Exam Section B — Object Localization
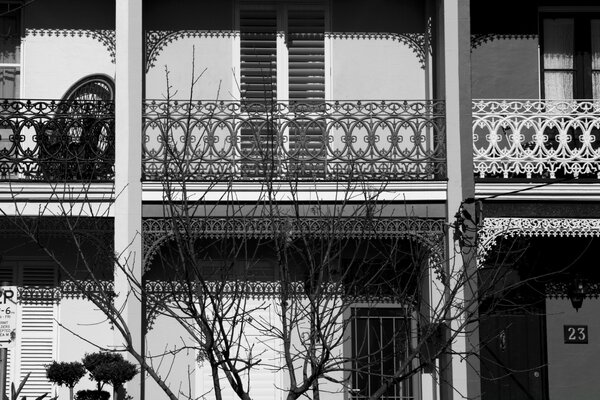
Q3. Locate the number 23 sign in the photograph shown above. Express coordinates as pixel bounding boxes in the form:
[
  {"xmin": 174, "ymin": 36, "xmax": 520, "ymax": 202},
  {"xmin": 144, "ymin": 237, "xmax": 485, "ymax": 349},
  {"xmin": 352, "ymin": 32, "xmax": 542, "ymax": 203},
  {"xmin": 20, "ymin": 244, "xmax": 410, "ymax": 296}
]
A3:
[{"xmin": 564, "ymin": 325, "xmax": 588, "ymax": 344}]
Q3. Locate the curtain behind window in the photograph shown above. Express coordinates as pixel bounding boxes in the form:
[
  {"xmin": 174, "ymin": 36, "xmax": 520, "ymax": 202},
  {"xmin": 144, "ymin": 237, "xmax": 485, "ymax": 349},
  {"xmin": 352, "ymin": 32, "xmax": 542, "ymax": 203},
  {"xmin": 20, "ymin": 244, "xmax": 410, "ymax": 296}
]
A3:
[
  {"xmin": 0, "ymin": 4, "xmax": 21, "ymax": 98},
  {"xmin": 591, "ymin": 20, "xmax": 600, "ymax": 100},
  {"xmin": 543, "ymin": 18, "xmax": 574, "ymax": 100}
]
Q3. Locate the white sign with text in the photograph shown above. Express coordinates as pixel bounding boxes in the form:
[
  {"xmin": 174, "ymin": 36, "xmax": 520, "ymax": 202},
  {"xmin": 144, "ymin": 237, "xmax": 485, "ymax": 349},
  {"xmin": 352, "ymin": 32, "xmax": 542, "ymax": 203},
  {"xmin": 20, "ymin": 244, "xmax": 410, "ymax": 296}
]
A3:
[{"xmin": 0, "ymin": 287, "xmax": 17, "ymax": 348}]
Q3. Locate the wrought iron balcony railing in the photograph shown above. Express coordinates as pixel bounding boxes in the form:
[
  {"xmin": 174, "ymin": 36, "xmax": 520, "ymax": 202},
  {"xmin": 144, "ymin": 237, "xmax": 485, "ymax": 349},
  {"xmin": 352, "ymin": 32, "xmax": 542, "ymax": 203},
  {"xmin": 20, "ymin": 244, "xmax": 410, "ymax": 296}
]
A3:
[
  {"xmin": 0, "ymin": 100, "xmax": 115, "ymax": 181},
  {"xmin": 473, "ymin": 99, "xmax": 600, "ymax": 179},
  {"xmin": 143, "ymin": 100, "xmax": 446, "ymax": 181}
]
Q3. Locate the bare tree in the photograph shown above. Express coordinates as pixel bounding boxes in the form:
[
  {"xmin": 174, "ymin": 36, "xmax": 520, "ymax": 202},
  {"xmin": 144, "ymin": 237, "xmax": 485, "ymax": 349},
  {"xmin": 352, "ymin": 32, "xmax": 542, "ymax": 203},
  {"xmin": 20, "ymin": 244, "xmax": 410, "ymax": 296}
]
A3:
[{"xmin": 0, "ymin": 58, "xmax": 559, "ymax": 400}]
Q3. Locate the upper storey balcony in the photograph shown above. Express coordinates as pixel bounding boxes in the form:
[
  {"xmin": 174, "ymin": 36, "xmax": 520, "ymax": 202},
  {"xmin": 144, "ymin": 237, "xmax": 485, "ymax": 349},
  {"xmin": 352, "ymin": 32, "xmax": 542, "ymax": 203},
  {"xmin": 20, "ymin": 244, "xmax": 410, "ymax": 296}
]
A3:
[
  {"xmin": 142, "ymin": 0, "xmax": 445, "ymax": 184},
  {"xmin": 1, "ymin": 0, "xmax": 446, "ymax": 186},
  {"xmin": 142, "ymin": 99, "xmax": 446, "ymax": 181},
  {"xmin": 0, "ymin": 98, "xmax": 115, "ymax": 181},
  {"xmin": 0, "ymin": 2, "xmax": 116, "ymax": 184},
  {"xmin": 473, "ymin": 99, "xmax": 600, "ymax": 180},
  {"xmin": 472, "ymin": 2, "xmax": 600, "ymax": 183}
]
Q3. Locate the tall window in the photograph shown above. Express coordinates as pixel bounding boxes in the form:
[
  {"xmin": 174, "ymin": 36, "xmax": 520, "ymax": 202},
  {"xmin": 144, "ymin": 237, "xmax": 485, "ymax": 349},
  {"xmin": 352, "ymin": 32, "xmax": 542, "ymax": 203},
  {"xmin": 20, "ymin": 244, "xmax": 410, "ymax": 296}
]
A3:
[
  {"xmin": 0, "ymin": 2, "xmax": 21, "ymax": 98},
  {"xmin": 239, "ymin": 2, "xmax": 326, "ymax": 102},
  {"xmin": 238, "ymin": 1, "xmax": 327, "ymax": 177},
  {"xmin": 541, "ymin": 14, "xmax": 600, "ymax": 100},
  {"xmin": 351, "ymin": 308, "xmax": 414, "ymax": 400}
]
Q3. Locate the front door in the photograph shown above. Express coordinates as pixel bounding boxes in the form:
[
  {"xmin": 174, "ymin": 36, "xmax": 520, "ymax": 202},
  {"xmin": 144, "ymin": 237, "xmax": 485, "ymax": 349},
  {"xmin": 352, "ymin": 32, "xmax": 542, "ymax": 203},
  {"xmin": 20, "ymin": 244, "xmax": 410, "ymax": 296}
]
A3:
[{"xmin": 480, "ymin": 310, "xmax": 548, "ymax": 400}]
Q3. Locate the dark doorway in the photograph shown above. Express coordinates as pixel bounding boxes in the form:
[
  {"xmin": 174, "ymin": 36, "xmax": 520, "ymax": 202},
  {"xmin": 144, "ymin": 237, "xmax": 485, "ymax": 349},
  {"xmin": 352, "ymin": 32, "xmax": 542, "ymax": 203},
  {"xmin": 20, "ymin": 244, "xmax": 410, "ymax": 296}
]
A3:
[
  {"xmin": 479, "ymin": 237, "xmax": 549, "ymax": 400},
  {"xmin": 480, "ymin": 309, "xmax": 548, "ymax": 400}
]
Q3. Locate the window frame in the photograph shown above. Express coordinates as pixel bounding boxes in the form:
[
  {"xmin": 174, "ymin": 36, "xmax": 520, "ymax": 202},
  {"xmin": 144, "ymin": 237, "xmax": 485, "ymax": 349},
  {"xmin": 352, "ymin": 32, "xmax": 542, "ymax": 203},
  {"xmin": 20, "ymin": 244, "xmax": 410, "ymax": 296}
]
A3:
[
  {"xmin": 234, "ymin": 1, "xmax": 331, "ymax": 178},
  {"xmin": 234, "ymin": 0, "xmax": 331, "ymax": 102},
  {"xmin": 344, "ymin": 304, "xmax": 419, "ymax": 400},
  {"xmin": 0, "ymin": 1, "xmax": 23, "ymax": 99},
  {"xmin": 539, "ymin": 9, "xmax": 600, "ymax": 100}
]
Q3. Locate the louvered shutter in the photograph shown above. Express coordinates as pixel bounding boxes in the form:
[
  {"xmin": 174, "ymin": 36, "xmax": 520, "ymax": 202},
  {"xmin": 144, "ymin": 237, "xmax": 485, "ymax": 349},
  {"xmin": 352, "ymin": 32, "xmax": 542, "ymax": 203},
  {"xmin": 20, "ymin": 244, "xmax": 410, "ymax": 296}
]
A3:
[
  {"xmin": 240, "ymin": 8, "xmax": 278, "ymax": 177},
  {"xmin": 18, "ymin": 263, "xmax": 57, "ymax": 398},
  {"xmin": 240, "ymin": 9, "xmax": 277, "ymax": 102},
  {"xmin": 287, "ymin": 9, "xmax": 325, "ymax": 100},
  {"xmin": 287, "ymin": 8, "xmax": 326, "ymax": 177}
]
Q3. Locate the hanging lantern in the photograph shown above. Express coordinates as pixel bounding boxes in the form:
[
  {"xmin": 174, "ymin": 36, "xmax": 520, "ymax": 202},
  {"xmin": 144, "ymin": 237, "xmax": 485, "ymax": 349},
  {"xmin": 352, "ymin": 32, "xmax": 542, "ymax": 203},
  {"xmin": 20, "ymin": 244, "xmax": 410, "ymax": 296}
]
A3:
[{"xmin": 568, "ymin": 278, "xmax": 586, "ymax": 312}]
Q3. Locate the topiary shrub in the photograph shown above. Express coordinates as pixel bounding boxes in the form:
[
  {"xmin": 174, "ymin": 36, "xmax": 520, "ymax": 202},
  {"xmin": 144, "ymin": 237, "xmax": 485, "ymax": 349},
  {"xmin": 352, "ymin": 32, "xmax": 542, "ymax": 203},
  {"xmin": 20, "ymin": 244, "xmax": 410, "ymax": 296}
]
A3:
[
  {"xmin": 93, "ymin": 360, "xmax": 138, "ymax": 390},
  {"xmin": 82, "ymin": 352, "xmax": 124, "ymax": 375},
  {"xmin": 81, "ymin": 351, "xmax": 138, "ymax": 399},
  {"xmin": 75, "ymin": 389, "xmax": 110, "ymax": 400},
  {"xmin": 82, "ymin": 352, "xmax": 126, "ymax": 390},
  {"xmin": 45, "ymin": 361, "xmax": 86, "ymax": 400}
]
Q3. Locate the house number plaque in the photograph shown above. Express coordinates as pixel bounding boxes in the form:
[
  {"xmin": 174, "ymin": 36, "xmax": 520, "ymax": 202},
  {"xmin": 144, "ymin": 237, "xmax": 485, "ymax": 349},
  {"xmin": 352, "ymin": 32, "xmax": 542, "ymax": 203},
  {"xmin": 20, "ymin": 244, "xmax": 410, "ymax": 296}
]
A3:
[{"xmin": 564, "ymin": 325, "xmax": 588, "ymax": 344}]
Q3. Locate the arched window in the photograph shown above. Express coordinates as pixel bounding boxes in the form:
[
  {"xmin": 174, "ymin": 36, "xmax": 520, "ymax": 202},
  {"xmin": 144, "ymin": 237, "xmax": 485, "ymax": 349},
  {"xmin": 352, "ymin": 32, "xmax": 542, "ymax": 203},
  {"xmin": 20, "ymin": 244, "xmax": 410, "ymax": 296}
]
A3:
[
  {"xmin": 38, "ymin": 75, "xmax": 115, "ymax": 181},
  {"xmin": 62, "ymin": 74, "xmax": 114, "ymax": 102}
]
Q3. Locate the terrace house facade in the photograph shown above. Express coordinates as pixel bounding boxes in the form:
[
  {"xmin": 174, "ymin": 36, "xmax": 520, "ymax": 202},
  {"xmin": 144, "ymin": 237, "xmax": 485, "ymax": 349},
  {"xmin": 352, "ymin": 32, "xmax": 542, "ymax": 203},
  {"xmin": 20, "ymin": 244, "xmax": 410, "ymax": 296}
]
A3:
[{"xmin": 0, "ymin": 0, "xmax": 599, "ymax": 399}]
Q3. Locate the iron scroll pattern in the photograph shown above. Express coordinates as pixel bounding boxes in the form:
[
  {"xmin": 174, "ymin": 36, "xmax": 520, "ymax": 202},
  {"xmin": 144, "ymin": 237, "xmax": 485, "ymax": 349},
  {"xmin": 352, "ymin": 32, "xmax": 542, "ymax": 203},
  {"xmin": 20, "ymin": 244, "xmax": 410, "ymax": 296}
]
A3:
[
  {"xmin": 470, "ymin": 34, "xmax": 538, "ymax": 50},
  {"xmin": 325, "ymin": 32, "xmax": 430, "ymax": 69},
  {"xmin": 0, "ymin": 216, "xmax": 113, "ymax": 237},
  {"xmin": 143, "ymin": 100, "xmax": 446, "ymax": 181},
  {"xmin": 145, "ymin": 30, "xmax": 237, "ymax": 72},
  {"xmin": 17, "ymin": 280, "xmax": 114, "ymax": 305},
  {"xmin": 143, "ymin": 216, "xmax": 445, "ymax": 328},
  {"xmin": 473, "ymin": 100, "xmax": 600, "ymax": 179},
  {"xmin": 142, "ymin": 216, "xmax": 446, "ymax": 270},
  {"xmin": 26, "ymin": 29, "xmax": 116, "ymax": 64},
  {"xmin": 144, "ymin": 280, "xmax": 334, "ymax": 330},
  {"xmin": 0, "ymin": 100, "xmax": 115, "ymax": 181},
  {"xmin": 478, "ymin": 217, "xmax": 600, "ymax": 298}
]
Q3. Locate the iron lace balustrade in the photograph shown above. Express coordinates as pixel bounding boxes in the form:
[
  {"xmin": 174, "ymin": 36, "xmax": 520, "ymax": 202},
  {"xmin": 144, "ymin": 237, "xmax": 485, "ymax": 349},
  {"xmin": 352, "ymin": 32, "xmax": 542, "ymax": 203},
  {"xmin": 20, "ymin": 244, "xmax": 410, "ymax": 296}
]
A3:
[
  {"xmin": 143, "ymin": 100, "xmax": 446, "ymax": 181},
  {"xmin": 473, "ymin": 100, "xmax": 600, "ymax": 179},
  {"xmin": 0, "ymin": 99, "xmax": 115, "ymax": 181}
]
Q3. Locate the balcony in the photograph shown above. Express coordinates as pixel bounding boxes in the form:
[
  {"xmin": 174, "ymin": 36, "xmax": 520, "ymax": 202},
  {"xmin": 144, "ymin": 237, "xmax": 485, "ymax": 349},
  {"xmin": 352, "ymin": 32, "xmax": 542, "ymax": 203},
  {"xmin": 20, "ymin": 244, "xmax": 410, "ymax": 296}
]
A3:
[
  {"xmin": 473, "ymin": 100, "xmax": 600, "ymax": 180},
  {"xmin": 142, "ymin": 100, "xmax": 446, "ymax": 182},
  {"xmin": 0, "ymin": 100, "xmax": 115, "ymax": 181}
]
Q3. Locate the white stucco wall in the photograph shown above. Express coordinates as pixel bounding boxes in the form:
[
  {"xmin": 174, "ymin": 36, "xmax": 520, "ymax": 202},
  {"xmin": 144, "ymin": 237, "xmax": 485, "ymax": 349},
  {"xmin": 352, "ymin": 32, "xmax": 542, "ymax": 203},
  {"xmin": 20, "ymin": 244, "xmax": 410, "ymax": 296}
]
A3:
[
  {"xmin": 194, "ymin": 299, "xmax": 283, "ymax": 400},
  {"xmin": 330, "ymin": 37, "xmax": 427, "ymax": 100},
  {"xmin": 57, "ymin": 298, "xmax": 114, "ymax": 399},
  {"xmin": 20, "ymin": 32, "xmax": 115, "ymax": 99},
  {"xmin": 145, "ymin": 35, "xmax": 235, "ymax": 101},
  {"xmin": 546, "ymin": 298, "xmax": 600, "ymax": 400},
  {"xmin": 145, "ymin": 309, "xmax": 197, "ymax": 400}
]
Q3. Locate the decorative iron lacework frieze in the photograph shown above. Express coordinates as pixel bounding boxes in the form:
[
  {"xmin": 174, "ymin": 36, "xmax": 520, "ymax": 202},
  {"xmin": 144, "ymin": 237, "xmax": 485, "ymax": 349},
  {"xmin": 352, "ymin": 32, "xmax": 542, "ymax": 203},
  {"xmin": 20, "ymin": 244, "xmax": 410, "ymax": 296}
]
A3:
[
  {"xmin": 325, "ymin": 32, "xmax": 430, "ymax": 69},
  {"xmin": 145, "ymin": 30, "xmax": 238, "ymax": 72},
  {"xmin": 60, "ymin": 280, "xmax": 114, "ymax": 299},
  {"xmin": 473, "ymin": 99, "xmax": 600, "ymax": 179},
  {"xmin": 0, "ymin": 99, "xmax": 115, "ymax": 181},
  {"xmin": 143, "ymin": 100, "xmax": 446, "ymax": 181},
  {"xmin": 145, "ymin": 30, "xmax": 431, "ymax": 72},
  {"xmin": 144, "ymin": 279, "xmax": 416, "ymax": 330},
  {"xmin": 479, "ymin": 217, "xmax": 600, "ymax": 298},
  {"xmin": 142, "ymin": 216, "xmax": 446, "ymax": 273},
  {"xmin": 545, "ymin": 281, "xmax": 600, "ymax": 299},
  {"xmin": 470, "ymin": 34, "xmax": 538, "ymax": 49},
  {"xmin": 478, "ymin": 217, "xmax": 600, "ymax": 262},
  {"xmin": 0, "ymin": 216, "xmax": 113, "ymax": 237},
  {"xmin": 17, "ymin": 280, "xmax": 113, "ymax": 304},
  {"xmin": 26, "ymin": 29, "xmax": 116, "ymax": 63}
]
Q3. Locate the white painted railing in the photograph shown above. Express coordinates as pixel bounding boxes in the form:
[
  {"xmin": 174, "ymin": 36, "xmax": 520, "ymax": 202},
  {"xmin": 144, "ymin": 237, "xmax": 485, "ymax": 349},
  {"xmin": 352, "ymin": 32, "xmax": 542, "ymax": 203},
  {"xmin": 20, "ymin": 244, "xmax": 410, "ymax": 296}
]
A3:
[{"xmin": 473, "ymin": 100, "xmax": 600, "ymax": 179}]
